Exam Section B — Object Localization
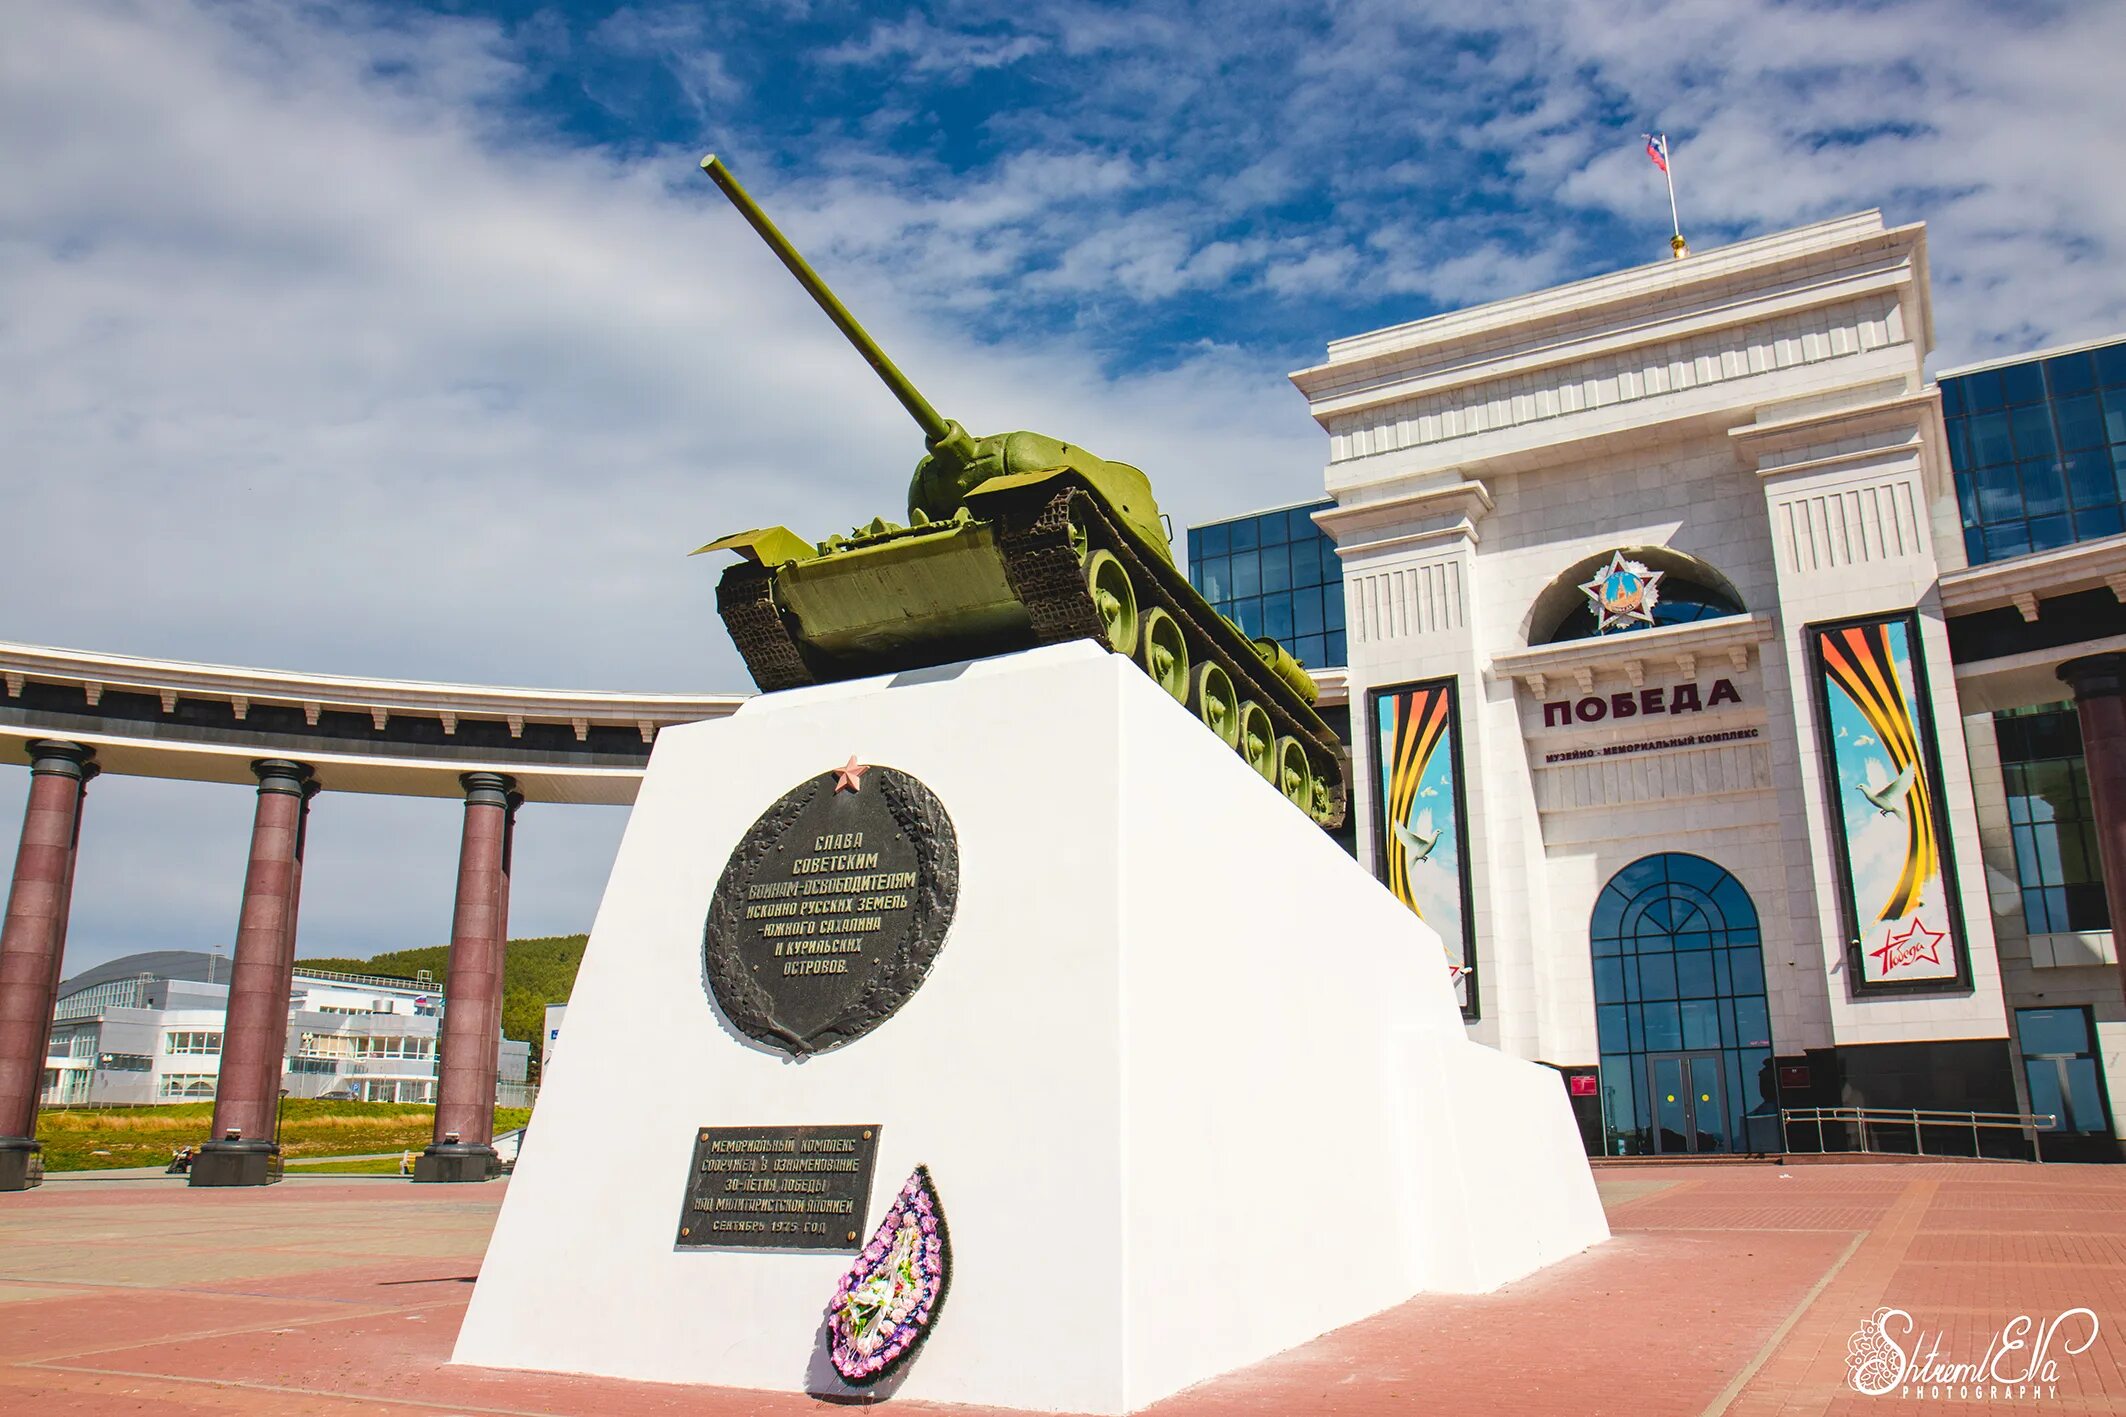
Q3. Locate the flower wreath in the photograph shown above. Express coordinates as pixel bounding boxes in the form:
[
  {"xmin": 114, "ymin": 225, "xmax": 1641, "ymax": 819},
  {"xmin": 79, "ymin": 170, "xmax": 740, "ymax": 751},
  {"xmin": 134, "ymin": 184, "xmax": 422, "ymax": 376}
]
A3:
[{"xmin": 826, "ymin": 1165, "xmax": 950, "ymax": 1384}]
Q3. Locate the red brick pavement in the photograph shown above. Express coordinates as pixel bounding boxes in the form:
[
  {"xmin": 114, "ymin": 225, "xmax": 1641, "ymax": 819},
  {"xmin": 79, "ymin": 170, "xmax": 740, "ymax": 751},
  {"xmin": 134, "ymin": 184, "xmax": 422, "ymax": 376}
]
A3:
[{"xmin": 0, "ymin": 1163, "xmax": 2121, "ymax": 1415}]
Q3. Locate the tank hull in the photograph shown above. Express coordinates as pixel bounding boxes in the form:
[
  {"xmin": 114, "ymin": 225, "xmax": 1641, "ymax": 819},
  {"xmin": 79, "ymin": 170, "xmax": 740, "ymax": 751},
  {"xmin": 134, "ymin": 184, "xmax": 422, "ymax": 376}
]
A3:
[{"xmin": 714, "ymin": 475, "xmax": 1347, "ymax": 828}]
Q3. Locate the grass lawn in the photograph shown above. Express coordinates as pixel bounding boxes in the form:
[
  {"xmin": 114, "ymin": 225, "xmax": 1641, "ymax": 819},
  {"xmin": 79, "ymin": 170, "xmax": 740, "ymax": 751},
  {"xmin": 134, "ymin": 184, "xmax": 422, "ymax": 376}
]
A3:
[
  {"xmin": 39, "ymin": 1100, "xmax": 532, "ymax": 1173},
  {"xmin": 283, "ymin": 1154, "xmax": 413, "ymax": 1175}
]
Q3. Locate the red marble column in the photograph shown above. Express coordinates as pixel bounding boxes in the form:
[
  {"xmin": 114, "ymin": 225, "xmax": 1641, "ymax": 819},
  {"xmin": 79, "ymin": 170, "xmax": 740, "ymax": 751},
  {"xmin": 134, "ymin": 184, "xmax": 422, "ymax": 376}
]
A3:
[
  {"xmin": 0, "ymin": 742, "xmax": 94, "ymax": 1190},
  {"xmin": 2059, "ymin": 655, "xmax": 2126, "ymax": 1005},
  {"xmin": 192, "ymin": 759, "xmax": 315, "ymax": 1187},
  {"xmin": 418, "ymin": 773, "xmax": 516, "ymax": 1182}
]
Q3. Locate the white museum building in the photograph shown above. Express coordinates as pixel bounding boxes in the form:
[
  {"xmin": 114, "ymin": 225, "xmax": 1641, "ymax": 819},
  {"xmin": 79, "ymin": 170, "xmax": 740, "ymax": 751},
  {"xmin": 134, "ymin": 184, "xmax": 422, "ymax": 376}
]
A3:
[{"xmin": 1220, "ymin": 211, "xmax": 2126, "ymax": 1159}]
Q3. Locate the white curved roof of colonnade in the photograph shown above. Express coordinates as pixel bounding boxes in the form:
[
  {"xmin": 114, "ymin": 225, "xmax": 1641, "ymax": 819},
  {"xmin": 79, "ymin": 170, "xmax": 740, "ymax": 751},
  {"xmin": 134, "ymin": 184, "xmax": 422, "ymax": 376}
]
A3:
[{"xmin": 0, "ymin": 639, "xmax": 747, "ymax": 804}]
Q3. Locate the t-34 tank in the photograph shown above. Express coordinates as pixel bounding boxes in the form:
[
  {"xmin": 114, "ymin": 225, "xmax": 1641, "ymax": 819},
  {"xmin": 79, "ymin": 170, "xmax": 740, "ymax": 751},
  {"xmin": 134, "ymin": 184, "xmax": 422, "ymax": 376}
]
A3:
[{"xmin": 694, "ymin": 156, "xmax": 1346, "ymax": 828}]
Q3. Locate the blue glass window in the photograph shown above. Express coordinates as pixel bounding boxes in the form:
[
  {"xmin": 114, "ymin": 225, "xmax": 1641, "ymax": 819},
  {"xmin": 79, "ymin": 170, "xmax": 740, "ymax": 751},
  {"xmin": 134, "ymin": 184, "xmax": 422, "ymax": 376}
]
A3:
[
  {"xmin": 1966, "ymin": 412, "xmax": 2013, "ymax": 467},
  {"xmin": 2047, "ymin": 353, "xmax": 2096, "ymax": 396},
  {"xmin": 1590, "ymin": 854, "xmax": 1773, "ymax": 1157},
  {"xmin": 1258, "ymin": 541, "xmax": 1290, "ymax": 594},
  {"xmin": 1996, "ymin": 705, "xmax": 2108, "ymax": 934},
  {"xmin": 2056, "ymin": 395, "xmax": 2106, "ymax": 450},
  {"xmin": 1262, "ymin": 596, "xmax": 1294, "ymax": 641},
  {"xmin": 2011, "ymin": 403, "xmax": 2056, "ymax": 458},
  {"xmin": 2076, "ymin": 505, "xmax": 2122, "ymax": 540},
  {"xmin": 2002, "ymin": 362, "xmax": 2046, "ymax": 406},
  {"xmin": 2099, "ymin": 344, "xmax": 2126, "ymax": 387},
  {"xmin": 1187, "ymin": 501, "xmax": 1343, "ymax": 665},
  {"xmin": 1944, "ymin": 339, "xmax": 2126, "ymax": 565},
  {"xmin": 1288, "ymin": 536, "xmax": 1322, "ymax": 587}
]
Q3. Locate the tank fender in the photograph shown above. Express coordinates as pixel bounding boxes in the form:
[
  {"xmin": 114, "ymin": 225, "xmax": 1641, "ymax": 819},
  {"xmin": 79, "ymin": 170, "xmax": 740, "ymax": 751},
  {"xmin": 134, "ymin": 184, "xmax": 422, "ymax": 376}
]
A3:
[{"xmin": 693, "ymin": 526, "xmax": 817, "ymax": 566}]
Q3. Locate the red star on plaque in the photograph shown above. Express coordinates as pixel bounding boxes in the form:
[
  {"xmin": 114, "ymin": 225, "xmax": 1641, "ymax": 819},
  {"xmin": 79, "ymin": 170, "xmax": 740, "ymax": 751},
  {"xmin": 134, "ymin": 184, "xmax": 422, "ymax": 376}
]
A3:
[
  {"xmin": 1869, "ymin": 918, "xmax": 1946, "ymax": 975},
  {"xmin": 831, "ymin": 756, "xmax": 870, "ymax": 793}
]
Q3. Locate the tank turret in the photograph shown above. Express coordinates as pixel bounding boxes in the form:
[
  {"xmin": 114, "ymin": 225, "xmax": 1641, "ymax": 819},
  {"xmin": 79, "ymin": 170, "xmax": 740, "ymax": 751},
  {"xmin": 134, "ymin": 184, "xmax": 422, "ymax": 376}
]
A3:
[
  {"xmin": 694, "ymin": 155, "xmax": 1345, "ymax": 827},
  {"xmin": 700, "ymin": 157, "xmax": 1169, "ymax": 564}
]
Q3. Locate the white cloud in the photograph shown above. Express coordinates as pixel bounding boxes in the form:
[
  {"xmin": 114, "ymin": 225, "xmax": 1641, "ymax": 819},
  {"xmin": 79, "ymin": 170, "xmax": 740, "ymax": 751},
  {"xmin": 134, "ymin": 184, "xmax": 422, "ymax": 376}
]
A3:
[
  {"xmin": 588, "ymin": 6, "xmax": 743, "ymax": 111},
  {"xmin": 0, "ymin": 1, "xmax": 1316, "ymax": 974},
  {"xmin": 5, "ymin": 0, "xmax": 2121, "ymax": 980},
  {"xmin": 819, "ymin": 15, "xmax": 1045, "ymax": 77}
]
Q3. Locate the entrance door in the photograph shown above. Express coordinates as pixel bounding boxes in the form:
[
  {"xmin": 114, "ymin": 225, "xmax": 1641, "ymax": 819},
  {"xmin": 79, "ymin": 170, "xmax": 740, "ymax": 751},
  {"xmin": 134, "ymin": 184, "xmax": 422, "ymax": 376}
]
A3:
[
  {"xmin": 1647, "ymin": 1051, "xmax": 1729, "ymax": 1154},
  {"xmin": 2017, "ymin": 1007, "xmax": 2112, "ymax": 1136}
]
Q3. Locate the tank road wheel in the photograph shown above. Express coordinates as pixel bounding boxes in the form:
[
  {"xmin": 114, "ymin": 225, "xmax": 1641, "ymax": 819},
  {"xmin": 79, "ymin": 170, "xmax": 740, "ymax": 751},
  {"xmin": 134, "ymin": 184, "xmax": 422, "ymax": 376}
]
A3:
[
  {"xmin": 1238, "ymin": 701, "xmax": 1276, "ymax": 782},
  {"xmin": 1274, "ymin": 736, "xmax": 1314, "ymax": 812},
  {"xmin": 1139, "ymin": 608, "xmax": 1189, "ymax": 701},
  {"xmin": 1085, "ymin": 549, "xmax": 1139, "ymax": 656},
  {"xmin": 1191, "ymin": 662, "xmax": 1241, "ymax": 747}
]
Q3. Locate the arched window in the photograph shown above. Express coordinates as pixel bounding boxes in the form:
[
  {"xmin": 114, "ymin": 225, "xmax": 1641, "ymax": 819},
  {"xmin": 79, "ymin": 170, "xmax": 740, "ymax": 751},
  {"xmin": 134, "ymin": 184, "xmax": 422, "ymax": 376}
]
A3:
[
  {"xmin": 1529, "ymin": 548, "xmax": 1746, "ymax": 645},
  {"xmin": 1590, "ymin": 854, "xmax": 1776, "ymax": 1156}
]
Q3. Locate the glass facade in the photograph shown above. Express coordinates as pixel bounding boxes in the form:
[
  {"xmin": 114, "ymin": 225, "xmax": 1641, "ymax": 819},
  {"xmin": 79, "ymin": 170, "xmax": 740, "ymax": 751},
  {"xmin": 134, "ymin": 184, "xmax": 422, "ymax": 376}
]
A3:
[
  {"xmin": 1187, "ymin": 501, "xmax": 1346, "ymax": 670},
  {"xmin": 1995, "ymin": 703, "xmax": 2108, "ymax": 935},
  {"xmin": 1591, "ymin": 853, "xmax": 1778, "ymax": 1156},
  {"xmin": 1943, "ymin": 338, "xmax": 2126, "ymax": 565}
]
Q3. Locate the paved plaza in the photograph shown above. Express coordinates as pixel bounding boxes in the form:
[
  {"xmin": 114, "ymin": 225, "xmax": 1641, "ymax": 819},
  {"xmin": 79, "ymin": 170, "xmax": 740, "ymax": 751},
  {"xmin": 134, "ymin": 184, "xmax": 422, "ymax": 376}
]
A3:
[{"xmin": 1, "ymin": 1162, "xmax": 2122, "ymax": 1416}]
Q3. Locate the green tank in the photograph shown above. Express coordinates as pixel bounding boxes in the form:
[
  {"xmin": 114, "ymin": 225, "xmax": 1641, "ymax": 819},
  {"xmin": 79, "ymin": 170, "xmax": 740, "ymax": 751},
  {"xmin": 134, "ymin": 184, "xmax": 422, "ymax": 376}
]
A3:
[{"xmin": 694, "ymin": 155, "xmax": 1347, "ymax": 828}]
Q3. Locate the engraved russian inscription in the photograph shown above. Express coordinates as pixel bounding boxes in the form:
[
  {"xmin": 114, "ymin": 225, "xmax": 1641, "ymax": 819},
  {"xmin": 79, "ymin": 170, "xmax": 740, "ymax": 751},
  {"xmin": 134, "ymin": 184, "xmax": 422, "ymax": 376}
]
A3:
[
  {"xmin": 704, "ymin": 764, "xmax": 958, "ymax": 1056},
  {"xmin": 675, "ymin": 1124, "xmax": 883, "ymax": 1251}
]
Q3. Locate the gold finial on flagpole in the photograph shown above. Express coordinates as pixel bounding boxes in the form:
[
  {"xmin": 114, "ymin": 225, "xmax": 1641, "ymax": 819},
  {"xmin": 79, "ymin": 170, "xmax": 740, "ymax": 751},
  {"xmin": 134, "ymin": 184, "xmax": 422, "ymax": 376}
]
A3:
[{"xmin": 1670, "ymin": 232, "xmax": 1689, "ymax": 259}]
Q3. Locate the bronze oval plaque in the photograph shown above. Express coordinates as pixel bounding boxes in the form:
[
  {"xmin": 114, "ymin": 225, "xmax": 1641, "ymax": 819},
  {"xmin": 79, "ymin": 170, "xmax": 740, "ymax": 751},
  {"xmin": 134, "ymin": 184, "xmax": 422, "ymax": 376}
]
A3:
[{"xmin": 704, "ymin": 763, "xmax": 958, "ymax": 1056}]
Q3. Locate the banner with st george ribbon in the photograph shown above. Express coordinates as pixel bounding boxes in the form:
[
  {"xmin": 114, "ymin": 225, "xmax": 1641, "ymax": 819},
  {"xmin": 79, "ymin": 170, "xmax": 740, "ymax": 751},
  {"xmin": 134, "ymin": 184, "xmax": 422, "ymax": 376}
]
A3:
[
  {"xmin": 1809, "ymin": 613, "xmax": 1968, "ymax": 990},
  {"xmin": 1372, "ymin": 676, "xmax": 1478, "ymax": 1018}
]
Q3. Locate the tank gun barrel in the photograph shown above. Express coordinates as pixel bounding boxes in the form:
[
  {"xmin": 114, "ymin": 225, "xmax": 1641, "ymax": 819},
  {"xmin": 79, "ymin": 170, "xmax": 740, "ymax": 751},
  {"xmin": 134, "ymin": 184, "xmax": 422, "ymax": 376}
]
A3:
[{"xmin": 700, "ymin": 155, "xmax": 959, "ymax": 450}]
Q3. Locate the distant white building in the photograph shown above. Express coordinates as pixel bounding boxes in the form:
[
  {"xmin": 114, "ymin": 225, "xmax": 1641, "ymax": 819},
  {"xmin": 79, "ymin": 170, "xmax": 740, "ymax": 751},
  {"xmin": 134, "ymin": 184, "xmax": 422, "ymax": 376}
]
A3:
[
  {"xmin": 542, "ymin": 1002, "xmax": 566, "ymax": 1075},
  {"xmin": 42, "ymin": 950, "xmax": 531, "ymax": 1108}
]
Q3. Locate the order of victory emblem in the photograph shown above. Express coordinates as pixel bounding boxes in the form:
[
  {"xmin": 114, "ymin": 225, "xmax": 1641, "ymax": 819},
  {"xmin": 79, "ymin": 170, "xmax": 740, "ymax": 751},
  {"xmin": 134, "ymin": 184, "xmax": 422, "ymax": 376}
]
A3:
[{"xmin": 1579, "ymin": 551, "xmax": 1664, "ymax": 634}]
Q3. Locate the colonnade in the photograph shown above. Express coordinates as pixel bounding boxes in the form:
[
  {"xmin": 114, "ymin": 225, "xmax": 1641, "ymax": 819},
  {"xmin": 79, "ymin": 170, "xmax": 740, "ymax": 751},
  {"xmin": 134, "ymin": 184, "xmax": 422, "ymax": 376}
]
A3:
[{"xmin": 0, "ymin": 741, "xmax": 521, "ymax": 1189}]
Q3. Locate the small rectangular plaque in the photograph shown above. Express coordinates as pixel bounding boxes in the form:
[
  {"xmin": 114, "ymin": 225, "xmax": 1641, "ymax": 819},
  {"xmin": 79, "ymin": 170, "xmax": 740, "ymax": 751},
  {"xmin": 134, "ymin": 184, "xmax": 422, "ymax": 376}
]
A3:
[{"xmin": 676, "ymin": 1123, "xmax": 882, "ymax": 1252}]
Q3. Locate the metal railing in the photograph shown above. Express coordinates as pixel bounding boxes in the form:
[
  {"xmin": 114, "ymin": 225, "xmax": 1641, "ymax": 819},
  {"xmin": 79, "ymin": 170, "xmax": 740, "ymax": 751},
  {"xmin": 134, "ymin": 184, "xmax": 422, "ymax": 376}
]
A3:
[
  {"xmin": 1780, "ymin": 1106, "xmax": 2058, "ymax": 1163},
  {"xmin": 291, "ymin": 966, "xmax": 441, "ymax": 993}
]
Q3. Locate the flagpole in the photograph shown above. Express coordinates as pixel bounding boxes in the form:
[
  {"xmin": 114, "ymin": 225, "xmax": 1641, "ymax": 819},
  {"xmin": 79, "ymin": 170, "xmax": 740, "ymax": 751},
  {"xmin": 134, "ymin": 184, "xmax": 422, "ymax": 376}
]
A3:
[
  {"xmin": 1661, "ymin": 138, "xmax": 1681, "ymax": 239},
  {"xmin": 1655, "ymin": 133, "xmax": 1687, "ymax": 259}
]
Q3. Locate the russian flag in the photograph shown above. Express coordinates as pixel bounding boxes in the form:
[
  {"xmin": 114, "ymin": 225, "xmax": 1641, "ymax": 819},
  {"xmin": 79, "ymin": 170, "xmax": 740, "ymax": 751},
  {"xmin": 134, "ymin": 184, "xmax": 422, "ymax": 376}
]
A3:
[{"xmin": 1644, "ymin": 133, "xmax": 1669, "ymax": 174}]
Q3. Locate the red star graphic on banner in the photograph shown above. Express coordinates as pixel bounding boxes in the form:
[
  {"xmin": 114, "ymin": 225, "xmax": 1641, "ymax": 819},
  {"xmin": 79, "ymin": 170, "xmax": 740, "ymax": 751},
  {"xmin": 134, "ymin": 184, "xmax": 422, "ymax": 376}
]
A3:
[
  {"xmin": 1870, "ymin": 918, "xmax": 1946, "ymax": 975},
  {"xmin": 831, "ymin": 756, "xmax": 870, "ymax": 793}
]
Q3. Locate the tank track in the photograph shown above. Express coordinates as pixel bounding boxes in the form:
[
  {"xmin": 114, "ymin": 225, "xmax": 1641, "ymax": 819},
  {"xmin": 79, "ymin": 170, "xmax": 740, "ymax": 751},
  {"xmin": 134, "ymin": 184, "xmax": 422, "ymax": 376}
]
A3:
[
  {"xmin": 716, "ymin": 563, "xmax": 815, "ymax": 692},
  {"xmin": 995, "ymin": 481, "xmax": 1348, "ymax": 829},
  {"xmin": 992, "ymin": 485, "xmax": 1108, "ymax": 644}
]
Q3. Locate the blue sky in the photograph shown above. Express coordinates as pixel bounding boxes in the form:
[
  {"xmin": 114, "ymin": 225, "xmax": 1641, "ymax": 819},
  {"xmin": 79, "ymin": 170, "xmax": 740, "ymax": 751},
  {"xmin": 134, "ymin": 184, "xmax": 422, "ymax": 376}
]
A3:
[{"xmin": 4, "ymin": 0, "xmax": 2122, "ymax": 973}]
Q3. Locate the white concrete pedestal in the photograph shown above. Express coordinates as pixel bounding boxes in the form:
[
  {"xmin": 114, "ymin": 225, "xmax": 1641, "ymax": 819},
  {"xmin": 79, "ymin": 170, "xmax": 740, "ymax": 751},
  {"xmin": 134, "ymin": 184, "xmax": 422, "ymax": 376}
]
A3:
[{"xmin": 454, "ymin": 643, "xmax": 1606, "ymax": 1413}]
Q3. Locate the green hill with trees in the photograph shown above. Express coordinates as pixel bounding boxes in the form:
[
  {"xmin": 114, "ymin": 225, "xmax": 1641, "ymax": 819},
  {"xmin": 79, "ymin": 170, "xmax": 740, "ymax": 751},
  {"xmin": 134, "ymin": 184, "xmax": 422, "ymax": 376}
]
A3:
[{"xmin": 300, "ymin": 933, "xmax": 586, "ymax": 1079}]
